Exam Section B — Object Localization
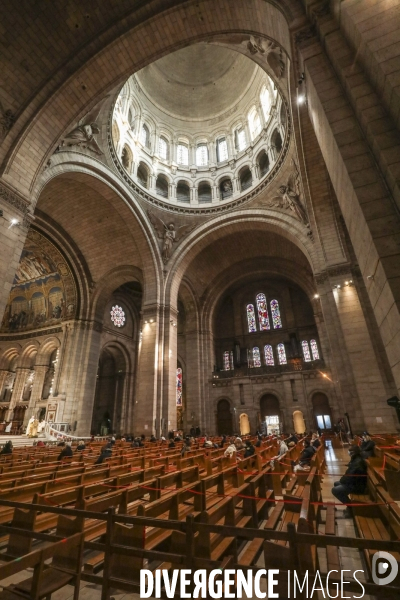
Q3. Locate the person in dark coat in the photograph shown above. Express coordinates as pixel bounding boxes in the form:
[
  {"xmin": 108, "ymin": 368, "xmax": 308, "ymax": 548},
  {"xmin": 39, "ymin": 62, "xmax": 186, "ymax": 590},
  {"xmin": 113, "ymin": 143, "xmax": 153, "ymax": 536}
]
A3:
[
  {"xmin": 0, "ymin": 440, "xmax": 13, "ymax": 455},
  {"xmin": 76, "ymin": 440, "xmax": 86, "ymax": 451},
  {"xmin": 168, "ymin": 440, "xmax": 176, "ymax": 449},
  {"xmin": 311, "ymin": 433, "xmax": 321, "ymax": 449},
  {"xmin": 243, "ymin": 440, "xmax": 255, "ymax": 458},
  {"xmin": 219, "ymin": 435, "xmax": 227, "ymax": 448},
  {"xmin": 292, "ymin": 439, "xmax": 315, "ymax": 472},
  {"xmin": 360, "ymin": 433, "xmax": 375, "ymax": 459},
  {"xmin": 190, "ymin": 426, "xmax": 196, "ymax": 438},
  {"xmin": 95, "ymin": 443, "xmax": 112, "ymax": 465},
  {"xmin": 331, "ymin": 445, "xmax": 368, "ymax": 517},
  {"xmin": 150, "ymin": 435, "xmax": 157, "ymax": 443},
  {"xmin": 57, "ymin": 442, "xmax": 73, "ymax": 461}
]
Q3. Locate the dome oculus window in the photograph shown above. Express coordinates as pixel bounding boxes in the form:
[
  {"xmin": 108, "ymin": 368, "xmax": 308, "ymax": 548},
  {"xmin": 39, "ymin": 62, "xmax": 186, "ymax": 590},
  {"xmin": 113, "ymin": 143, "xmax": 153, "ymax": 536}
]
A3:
[
  {"xmin": 217, "ymin": 138, "xmax": 228, "ymax": 162},
  {"xmin": 110, "ymin": 305, "xmax": 126, "ymax": 328},
  {"xmin": 158, "ymin": 137, "xmax": 168, "ymax": 160},
  {"xmin": 177, "ymin": 144, "xmax": 189, "ymax": 166},
  {"xmin": 196, "ymin": 144, "xmax": 208, "ymax": 167}
]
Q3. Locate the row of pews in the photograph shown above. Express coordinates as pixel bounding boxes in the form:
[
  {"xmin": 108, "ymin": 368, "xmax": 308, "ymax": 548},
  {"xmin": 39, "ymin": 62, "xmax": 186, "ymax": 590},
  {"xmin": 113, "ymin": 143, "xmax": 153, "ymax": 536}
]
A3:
[{"xmin": 0, "ymin": 435, "xmax": 399, "ymax": 598}]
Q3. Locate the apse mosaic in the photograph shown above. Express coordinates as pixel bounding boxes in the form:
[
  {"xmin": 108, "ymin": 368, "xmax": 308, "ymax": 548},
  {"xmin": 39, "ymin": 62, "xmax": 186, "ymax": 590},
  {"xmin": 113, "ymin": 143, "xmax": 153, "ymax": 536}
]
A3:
[{"xmin": 0, "ymin": 230, "xmax": 77, "ymax": 333}]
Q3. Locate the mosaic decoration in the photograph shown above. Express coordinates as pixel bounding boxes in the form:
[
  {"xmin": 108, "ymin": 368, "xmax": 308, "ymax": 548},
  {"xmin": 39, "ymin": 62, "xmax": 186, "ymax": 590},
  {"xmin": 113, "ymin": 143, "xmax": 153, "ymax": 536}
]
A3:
[
  {"xmin": 277, "ymin": 343, "xmax": 287, "ymax": 365},
  {"xmin": 252, "ymin": 347, "xmax": 261, "ymax": 368},
  {"xmin": 1, "ymin": 229, "xmax": 77, "ymax": 333},
  {"xmin": 270, "ymin": 299, "xmax": 282, "ymax": 329},
  {"xmin": 310, "ymin": 339, "xmax": 320, "ymax": 360},
  {"xmin": 110, "ymin": 305, "xmax": 126, "ymax": 328},
  {"xmin": 256, "ymin": 293, "xmax": 271, "ymax": 331},
  {"xmin": 246, "ymin": 304, "xmax": 257, "ymax": 333},
  {"xmin": 264, "ymin": 344, "xmax": 275, "ymax": 366},
  {"xmin": 302, "ymin": 340, "xmax": 311, "ymax": 362},
  {"xmin": 176, "ymin": 368, "xmax": 183, "ymax": 406}
]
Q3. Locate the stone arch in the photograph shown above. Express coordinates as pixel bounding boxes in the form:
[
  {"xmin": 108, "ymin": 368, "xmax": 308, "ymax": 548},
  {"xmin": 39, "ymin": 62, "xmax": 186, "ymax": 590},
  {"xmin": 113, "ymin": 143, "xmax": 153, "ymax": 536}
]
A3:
[
  {"xmin": 91, "ymin": 265, "xmax": 143, "ymax": 323},
  {"xmin": 176, "ymin": 180, "xmax": 191, "ymax": 203},
  {"xmin": 238, "ymin": 165, "xmax": 253, "ymax": 191},
  {"xmin": 156, "ymin": 173, "xmax": 169, "ymax": 199},
  {"xmin": 239, "ymin": 413, "xmax": 251, "ymax": 436},
  {"xmin": 197, "ymin": 181, "xmax": 212, "ymax": 204},
  {"xmin": 137, "ymin": 161, "xmax": 150, "ymax": 188},
  {"xmin": 216, "ymin": 398, "xmax": 234, "ymax": 435},
  {"xmin": 35, "ymin": 336, "xmax": 62, "ymax": 364},
  {"xmin": 259, "ymin": 392, "xmax": 282, "ymax": 433},
  {"xmin": 0, "ymin": 346, "xmax": 21, "ymax": 370},
  {"xmin": 18, "ymin": 342, "xmax": 39, "ymax": 368},
  {"xmin": 121, "ymin": 144, "xmax": 133, "ymax": 172},
  {"xmin": 311, "ymin": 391, "xmax": 333, "ymax": 431}
]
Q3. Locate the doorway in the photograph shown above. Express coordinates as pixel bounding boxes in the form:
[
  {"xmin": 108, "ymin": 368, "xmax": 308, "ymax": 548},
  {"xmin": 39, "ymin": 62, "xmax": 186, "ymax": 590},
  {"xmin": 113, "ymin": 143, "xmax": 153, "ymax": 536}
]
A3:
[
  {"xmin": 312, "ymin": 393, "xmax": 332, "ymax": 431},
  {"xmin": 260, "ymin": 393, "xmax": 281, "ymax": 435},
  {"xmin": 216, "ymin": 399, "xmax": 233, "ymax": 435}
]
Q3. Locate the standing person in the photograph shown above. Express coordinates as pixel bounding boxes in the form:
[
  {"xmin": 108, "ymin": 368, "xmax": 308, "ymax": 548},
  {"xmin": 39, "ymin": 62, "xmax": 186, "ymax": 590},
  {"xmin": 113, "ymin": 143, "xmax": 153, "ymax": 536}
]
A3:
[
  {"xmin": 331, "ymin": 446, "xmax": 368, "ymax": 517},
  {"xmin": 360, "ymin": 433, "xmax": 375, "ymax": 458}
]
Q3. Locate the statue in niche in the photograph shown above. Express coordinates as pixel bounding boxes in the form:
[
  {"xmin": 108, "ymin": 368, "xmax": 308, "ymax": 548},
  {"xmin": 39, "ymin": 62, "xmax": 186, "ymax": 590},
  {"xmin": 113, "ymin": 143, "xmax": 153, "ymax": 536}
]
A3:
[
  {"xmin": 222, "ymin": 180, "xmax": 233, "ymax": 193},
  {"xmin": 147, "ymin": 211, "xmax": 195, "ymax": 263},
  {"xmin": 59, "ymin": 107, "xmax": 102, "ymax": 154},
  {"xmin": 121, "ymin": 147, "xmax": 130, "ymax": 169},
  {"xmin": 264, "ymin": 159, "xmax": 309, "ymax": 227},
  {"xmin": 247, "ymin": 36, "xmax": 285, "ymax": 79}
]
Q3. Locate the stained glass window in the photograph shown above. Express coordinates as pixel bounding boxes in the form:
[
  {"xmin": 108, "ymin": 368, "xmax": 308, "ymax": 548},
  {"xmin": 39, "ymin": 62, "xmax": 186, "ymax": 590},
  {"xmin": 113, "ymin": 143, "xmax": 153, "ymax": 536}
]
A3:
[
  {"xmin": 177, "ymin": 144, "xmax": 189, "ymax": 165},
  {"xmin": 310, "ymin": 339, "xmax": 320, "ymax": 360},
  {"xmin": 302, "ymin": 341, "xmax": 311, "ymax": 362},
  {"xmin": 277, "ymin": 343, "xmax": 287, "ymax": 365},
  {"xmin": 253, "ymin": 347, "xmax": 261, "ymax": 368},
  {"xmin": 230, "ymin": 351, "xmax": 234, "ymax": 370},
  {"xmin": 110, "ymin": 305, "xmax": 125, "ymax": 328},
  {"xmin": 270, "ymin": 299, "xmax": 282, "ymax": 329},
  {"xmin": 223, "ymin": 351, "xmax": 231, "ymax": 371},
  {"xmin": 176, "ymin": 368, "xmax": 182, "ymax": 406},
  {"xmin": 158, "ymin": 137, "xmax": 168, "ymax": 160},
  {"xmin": 264, "ymin": 344, "xmax": 274, "ymax": 366},
  {"xmin": 196, "ymin": 144, "xmax": 208, "ymax": 166},
  {"xmin": 256, "ymin": 293, "xmax": 271, "ymax": 331},
  {"xmin": 246, "ymin": 304, "xmax": 257, "ymax": 333}
]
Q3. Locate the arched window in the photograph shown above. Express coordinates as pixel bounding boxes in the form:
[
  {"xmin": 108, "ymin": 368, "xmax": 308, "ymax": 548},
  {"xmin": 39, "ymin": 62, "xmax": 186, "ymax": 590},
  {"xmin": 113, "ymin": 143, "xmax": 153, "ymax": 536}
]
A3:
[
  {"xmin": 198, "ymin": 182, "xmax": 212, "ymax": 203},
  {"xmin": 196, "ymin": 144, "xmax": 208, "ymax": 166},
  {"xmin": 302, "ymin": 341, "xmax": 311, "ymax": 362},
  {"xmin": 271, "ymin": 129, "xmax": 282, "ymax": 154},
  {"xmin": 176, "ymin": 368, "xmax": 182, "ymax": 406},
  {"xmin": 256, "ymin": 293, "xmax": 271, "ymax": 330},
  {"xmin": 219, "ymin": 178, "xmax": 233, "ymax": 200},
  {"xmin": 137, "ymin": 162, "xmax": 149, "ymax": 188},
  {"xmin": 177, "ymin": 144, "xmax": 189, "ymax": 166},
  {"xmin": 235, "ymin": 128, "xmax": 246, "ymax": 152},
  {"xmin": 177, "ymin": 181, "xmax": 190, "ymax": 203},
  {"xmin": 158, "ymin": 136, "xmax": 168, "ymax": 160},
  {"xmin": 140, "ymin": 123, "xmax": 150, "ymax": 148},
  {"xmin": 217, "ymin": 138, "xmax": 228, "ymax": 162},
  {"xmin": 258, "ymin": 151, "xmax": 270, "ymax": 177},
  {"xmin": 270, "ymin": 299, "xmax": 282, "ymax": 329},
  {"xmin": 277, "ymin": 343, "xmax": 287, "ymax": 365},
  {"xmin": 264, "ymin": 344, "xmax": 275, "ymax": 366},
  {"xmin": 223, "ymin": 351, "xmax": 234, "ymax": 371},
  {"xmin": 156, "ymin": 174, "xmax": 169, "ymax": 198},
  {"xmin": 248, "ymin": 108, "xmax": 261, "ymax": 140},
  {"xmin": 239, "ymin": 166, "xmax": 252, "ymax": 191},
  {"xmin": 246, "ymin": 304, "xmax": 257, "ymax": 333},
  {"xmin": 252, "ymin": 347, "xmax": 261, "ymax": 368},
  {"xmin": 310, "ymin": 339, "xmax": 320, "ymax": 360},
  {"xmin": 260, "ymin": 87, "xmax": 271, "ymax": 120}
]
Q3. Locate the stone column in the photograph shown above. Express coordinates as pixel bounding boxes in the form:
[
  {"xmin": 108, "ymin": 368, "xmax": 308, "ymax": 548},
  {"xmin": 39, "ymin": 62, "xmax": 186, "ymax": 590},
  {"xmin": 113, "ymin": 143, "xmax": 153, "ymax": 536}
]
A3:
[
  {"xmin": 160, "ymin": 306, "xmax": 178, "ymax": 437},
  {"xmin": 0, "ymin": 370, "xmax": 9, "ymax": 398},
  {"xmin": 7, "ymin": 367, "xmax": 30, "ymax": 419},
  {"xmin": 24, "ymin": 365, "xmax": 48, "ymax": 423}
]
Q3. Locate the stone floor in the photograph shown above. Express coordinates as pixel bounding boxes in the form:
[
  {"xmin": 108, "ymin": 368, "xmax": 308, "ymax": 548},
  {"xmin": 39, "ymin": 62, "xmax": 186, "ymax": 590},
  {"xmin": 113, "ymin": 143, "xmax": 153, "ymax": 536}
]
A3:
[{"xmin": 0, "ymin": 442, "xmax": 375, "ymax": 599}]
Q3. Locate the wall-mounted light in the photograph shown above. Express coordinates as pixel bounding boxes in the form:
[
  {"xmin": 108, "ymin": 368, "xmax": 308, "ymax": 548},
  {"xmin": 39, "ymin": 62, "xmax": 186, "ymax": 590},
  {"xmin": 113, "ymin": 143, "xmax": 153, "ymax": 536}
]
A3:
[
  {"xmin": 297, "ymin": 95, "xmax": 305, "ymax": 105},
  {"xmin": 314, "ymin": 294, "xmax": 319, "ymax": 299},
  {"xmin": 149, "ymin": 319, "xmax": 154, "ymax": 323},
  {"xmin": 367, "ymin": 275, "xmax": 374, "ymax": 280}
]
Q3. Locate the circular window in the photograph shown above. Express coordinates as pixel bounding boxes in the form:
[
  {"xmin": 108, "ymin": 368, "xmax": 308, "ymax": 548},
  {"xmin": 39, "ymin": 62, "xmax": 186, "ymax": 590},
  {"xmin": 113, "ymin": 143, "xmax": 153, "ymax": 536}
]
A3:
[{"xmin": 110, "ymin": 305, "xmax": 126, "ymax": 328}]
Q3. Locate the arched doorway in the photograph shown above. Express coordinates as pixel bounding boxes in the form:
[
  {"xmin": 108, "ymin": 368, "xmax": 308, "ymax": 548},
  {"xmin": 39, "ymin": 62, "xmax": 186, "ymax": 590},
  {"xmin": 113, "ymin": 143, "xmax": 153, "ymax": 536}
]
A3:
[
  {"xmin": 260, "ymin": 393, "xmax": 281, "ymax": 435},
  {"xmin": 91, "ymin": 346, "xmax": 127, "ymax": 435},
  {"xmin": 312, "ymin": 393, "xmax": 332, "ymax": 431},
  {"xmin": 293, "ymin": 410, "xmax": 306, "ymax": 434},
  {"xmin": 239, "ymin": 413, "xmax": 250, "ymax": 436},
  {"xmin": 216, "ymin": 399, "xmax": 233, "ymax": 435}
]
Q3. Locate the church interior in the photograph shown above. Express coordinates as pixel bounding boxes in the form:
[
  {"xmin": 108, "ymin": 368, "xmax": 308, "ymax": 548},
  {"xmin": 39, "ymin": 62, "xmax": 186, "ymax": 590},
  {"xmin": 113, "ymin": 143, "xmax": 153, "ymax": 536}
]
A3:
[{"xmin": 0, "ymin": 0, "xmax": 400, "ymax": 598}]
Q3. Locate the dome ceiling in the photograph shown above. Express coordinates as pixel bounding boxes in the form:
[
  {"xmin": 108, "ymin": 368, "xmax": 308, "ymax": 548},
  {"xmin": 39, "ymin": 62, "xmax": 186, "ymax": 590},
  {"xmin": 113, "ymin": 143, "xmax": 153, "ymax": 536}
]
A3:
[{"xmin": 136, "ymin": 44, "xmax": 258, "ymax": 121}]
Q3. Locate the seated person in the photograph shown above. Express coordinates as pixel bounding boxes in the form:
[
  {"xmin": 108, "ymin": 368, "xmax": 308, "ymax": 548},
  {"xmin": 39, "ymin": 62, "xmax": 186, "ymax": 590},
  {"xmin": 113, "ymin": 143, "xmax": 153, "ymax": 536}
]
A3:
[
  {"xmin": 360, "ymin": 433, "xmax": 375, "ymax": 458},
  {"xmin": 291, "ymin": 439, "xmax": 315, "ymax": 472},
  {"xmin": 76, "ymin": 440, "xmax": 86, "ymax": 451},
  {"xmin": 95, "ymin": 443, "xmax": 113, "ymax": 465},
  {"xmin": 57, "ymin": 442, "xmax": 73, "ymax": 461},
  {"xmin": 243, "ymin": 440, "xmax": 255, "ymax": 458},
  {"xmin": 168, "ymin": 439, "xmax": 176, "ymax": 449},
  {"xmin": 219, "ymin": 434, "xmax": 227, "ymax": 448},
  {"xmin": 331, "ymin": 445, "xmax": 368, "ymax": 517},
  {"xmin": 224, "ymin": 438, "xmax": 237, "ymax": 458},
  {"xmin": 234, "ymin": 437, "xmax": 244, "ymax": 451},
  {"xmin": 311, "ymin": 433, "xmax": 321, "ymax": 449},
  {"xmin": 150, "ymin": 435, "xmax": 157, "ymax": 443},
  {"xmin": 287, "ymin": 432, "xmax": 298, "ymax": 447},
  {"xmin": 0, "ymin": 440, "xmax": 13, "ymax": 455}
]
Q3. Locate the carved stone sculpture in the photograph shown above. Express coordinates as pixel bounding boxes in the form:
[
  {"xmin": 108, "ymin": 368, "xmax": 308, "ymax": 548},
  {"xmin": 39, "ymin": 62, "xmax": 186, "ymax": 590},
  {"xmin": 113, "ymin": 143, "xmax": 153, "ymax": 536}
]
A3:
[
  {"xmin": 59, "ymin": 107, "xmax": 102, "ymax": 154},
  {"xmin": 147, "ymin": 211, "xmax": 195, "ymax": 262},
  {"xmin": 263, "ymin": 159, "xmax": 309, "ymax": 226},
  {"xmin": 247, "ymin": 36, "xmax": 285, "ymax": 79}
]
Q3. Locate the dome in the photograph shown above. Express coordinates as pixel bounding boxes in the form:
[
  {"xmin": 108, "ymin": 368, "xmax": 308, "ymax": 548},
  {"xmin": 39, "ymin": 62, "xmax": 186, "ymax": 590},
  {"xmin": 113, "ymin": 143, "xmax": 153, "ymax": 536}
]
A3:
[{"xmin": 111, "ymin": 43, "xmax": 288, "ymax": 212}]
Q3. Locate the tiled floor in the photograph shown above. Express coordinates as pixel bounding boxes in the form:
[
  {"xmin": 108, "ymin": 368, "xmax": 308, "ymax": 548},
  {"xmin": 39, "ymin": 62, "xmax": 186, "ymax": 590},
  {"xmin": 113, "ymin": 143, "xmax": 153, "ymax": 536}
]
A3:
[{"xmin": 0, "ymin": 443, "xmax": 376, "ymax": 599}]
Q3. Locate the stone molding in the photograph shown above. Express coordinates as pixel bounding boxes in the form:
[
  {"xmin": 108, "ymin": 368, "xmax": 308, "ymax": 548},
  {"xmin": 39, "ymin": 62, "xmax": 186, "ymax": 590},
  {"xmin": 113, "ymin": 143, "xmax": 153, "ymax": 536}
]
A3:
[{"xmin": 0, "ymin": 181, "xmax": 30, "ymax": 215}]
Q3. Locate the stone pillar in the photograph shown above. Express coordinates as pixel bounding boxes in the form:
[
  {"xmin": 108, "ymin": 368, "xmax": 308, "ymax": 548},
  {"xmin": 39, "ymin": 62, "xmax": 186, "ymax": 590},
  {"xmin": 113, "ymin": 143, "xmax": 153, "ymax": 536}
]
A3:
[
  {"xmin": 160, "ymin": 306, "xmax": 178, "ymax": 437},
  {"xmin": 24, "ymin": 364, "xmax": 48, "ymax": 424},
  {"xmin": 7, "ymin": 367, "xmax": 30, "ymax": 419},
  {"xmin": 0, "ymin": 370, "xmax": 9, "ymax": 398}
]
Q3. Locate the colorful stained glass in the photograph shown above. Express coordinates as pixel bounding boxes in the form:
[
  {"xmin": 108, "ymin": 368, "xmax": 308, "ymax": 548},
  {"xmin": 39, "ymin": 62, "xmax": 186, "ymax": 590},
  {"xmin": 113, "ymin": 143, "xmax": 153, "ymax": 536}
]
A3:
[
  {"xmin": 264, "ymin": 344, "xmax": 275, "ymax": 366},
  {"xmin": 302, "ymin": 341, "xmax": 311, "ymax": 362},
  {"xmin": 246, "ymin": 304, "xmax": 257, "ymax": 333},
  {"xmin": 277, "ymin": 343, "xmax": 287, "ymax": 365},
  {"xmin": 176, "ymin": 368, "xmax": 182, "ymax": 406},
  {"xmin": 223, "ymin": 351, "xmax": 231, "ymax": 371},
  {"xmin": 230, "ymin": 351, "xmax": 234, "ymax": 370},
  {"xmin": 110, "ymin": 305, "xmax": 125, "ymax": 327},
  {"xmin": 256, "ymin": 293, "xmax": 271, "ymax": 330},
  {"xmin": 310, "ymin": 339, "xmax": 320, "ymax": 360},
  {"xmin": 253, "ymin": 347, "xmax": 261, "ymax": 368},
  {"xmin": 270, "ymin": 299, "xmax": 282, "ymax": 329}
]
